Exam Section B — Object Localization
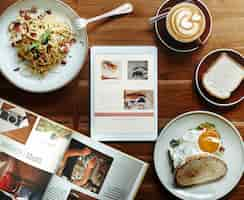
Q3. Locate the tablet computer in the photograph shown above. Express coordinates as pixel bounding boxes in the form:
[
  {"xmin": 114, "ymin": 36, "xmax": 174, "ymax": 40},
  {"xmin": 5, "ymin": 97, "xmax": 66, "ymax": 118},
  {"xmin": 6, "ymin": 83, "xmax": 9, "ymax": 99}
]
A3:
[{"xmin": 90, "ymin": 46, "xmax": 158, "ymax": 141}]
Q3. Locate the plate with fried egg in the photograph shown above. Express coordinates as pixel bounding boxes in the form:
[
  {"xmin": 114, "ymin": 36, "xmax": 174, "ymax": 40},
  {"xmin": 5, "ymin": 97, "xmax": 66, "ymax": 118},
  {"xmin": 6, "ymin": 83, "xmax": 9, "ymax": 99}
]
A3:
[{"xmin": 154, "ymin": 111, "xmax": 244, "ymax": 200}]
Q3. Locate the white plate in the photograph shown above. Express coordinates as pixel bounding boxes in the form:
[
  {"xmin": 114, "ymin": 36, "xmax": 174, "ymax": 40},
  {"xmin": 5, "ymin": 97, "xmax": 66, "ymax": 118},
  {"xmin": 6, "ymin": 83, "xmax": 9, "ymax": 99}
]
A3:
[
  {"xmin": 154, "ymin": 111, "xmax": 244, "ymax": 200},
  {"xmin": 194, "ymin": 48, "xmax": 244, "ymax": 108},
  {"xmin": 0, "ymin": 0, "xmax": 88, "ymax": 93}
]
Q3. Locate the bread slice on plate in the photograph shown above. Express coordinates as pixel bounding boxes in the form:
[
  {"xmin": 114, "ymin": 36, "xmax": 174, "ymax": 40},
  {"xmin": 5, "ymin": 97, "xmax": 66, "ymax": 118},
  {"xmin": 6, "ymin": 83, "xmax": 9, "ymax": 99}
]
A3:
[
  {"xmin": 202, "ymin": 53, "xmax": 244, "ymax": 100},
  {"xmin": 175, "ymin": 154, "xmax": 227, "ymax": 187}
]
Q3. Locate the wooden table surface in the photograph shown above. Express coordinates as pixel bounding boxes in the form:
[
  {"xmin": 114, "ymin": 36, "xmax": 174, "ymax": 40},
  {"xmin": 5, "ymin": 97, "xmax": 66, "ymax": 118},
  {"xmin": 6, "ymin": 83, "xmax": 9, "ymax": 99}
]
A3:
[{"xmin": 0, "ymin": 0, "xmax": 243, "ymax": 199}]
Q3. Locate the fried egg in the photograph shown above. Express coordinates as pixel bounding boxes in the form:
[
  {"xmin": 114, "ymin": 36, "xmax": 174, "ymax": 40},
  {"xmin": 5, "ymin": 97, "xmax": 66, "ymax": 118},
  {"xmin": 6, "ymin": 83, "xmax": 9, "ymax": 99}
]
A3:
[{"xmin": 169, "ymin": 123, "xmax": 224, "ymax": 169}]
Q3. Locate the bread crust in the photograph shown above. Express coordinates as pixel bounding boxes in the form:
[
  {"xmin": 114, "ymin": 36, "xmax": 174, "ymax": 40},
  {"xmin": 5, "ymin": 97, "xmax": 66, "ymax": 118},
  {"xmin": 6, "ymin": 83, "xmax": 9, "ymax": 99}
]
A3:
[
  {"xmin": 175, "ymin": 154, "xmax": 227, "ymax": 187},
  {"xmin": 201, "ymin": 53, "xmax": 244, "ymax": 100}
]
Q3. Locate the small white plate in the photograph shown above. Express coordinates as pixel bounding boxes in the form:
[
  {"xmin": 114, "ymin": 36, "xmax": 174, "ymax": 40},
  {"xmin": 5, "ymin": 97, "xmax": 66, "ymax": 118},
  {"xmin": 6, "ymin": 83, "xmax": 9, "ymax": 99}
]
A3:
[
  {"xmin": 154, "ymin": 111, "xmax": 244, "ymax": 200},
  {"xmin": 194, "ymin": 48, "xmax": 244, "ymax": 108},
  {"xmin": 0, "ymin": 0, "xmax": 88, "ymax": 93}
]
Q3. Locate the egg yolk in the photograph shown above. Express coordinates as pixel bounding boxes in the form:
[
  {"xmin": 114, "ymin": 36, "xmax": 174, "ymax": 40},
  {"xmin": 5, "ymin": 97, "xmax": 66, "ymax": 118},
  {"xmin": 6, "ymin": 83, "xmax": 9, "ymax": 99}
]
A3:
[{"xmin": 198, "ymin": 129, "xmax": 220, "ymax": 153}]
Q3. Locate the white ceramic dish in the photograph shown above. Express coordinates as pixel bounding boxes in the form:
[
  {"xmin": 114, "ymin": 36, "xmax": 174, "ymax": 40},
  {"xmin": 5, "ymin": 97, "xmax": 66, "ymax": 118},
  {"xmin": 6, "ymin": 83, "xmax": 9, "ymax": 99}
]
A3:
[
  {"xmin": 0, "ymin": 0, "xmax": 88, "ymax": 93},
  {"xmin": 154, "ymin": 0, "xmax": 213, "ymax": 53},
  {"xmin": 195, "ymin": 48, "xmax": 244, "ymax": 107},
  {"xmin": 154, "ymin": 111, "xmax": 244, "ymax": 200}
]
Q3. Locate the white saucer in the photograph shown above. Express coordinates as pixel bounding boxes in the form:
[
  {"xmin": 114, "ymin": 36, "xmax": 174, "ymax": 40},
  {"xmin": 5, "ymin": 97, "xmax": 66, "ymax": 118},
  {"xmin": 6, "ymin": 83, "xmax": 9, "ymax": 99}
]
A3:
[
  {"xmin": 194, "ymin": 48, "xmax": 244, "ymax": 107},
  {"xmin": 0, "ymin": 0, "xmax": 88, "ymax": 93},
  {"xmin": 154, "ymin": 111, "xmax": 244, "ymax": 200},
  {"xmin": 154, "ymin": 0, "xmax": 213, "ymax": 53}
]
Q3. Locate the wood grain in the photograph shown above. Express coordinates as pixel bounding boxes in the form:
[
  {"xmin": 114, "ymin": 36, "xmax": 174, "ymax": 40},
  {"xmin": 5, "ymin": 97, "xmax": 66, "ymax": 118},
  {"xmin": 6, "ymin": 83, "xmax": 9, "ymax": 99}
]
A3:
[{"xmin": 0, "ymin": 0, "xmax": 244, "ymax": 199}]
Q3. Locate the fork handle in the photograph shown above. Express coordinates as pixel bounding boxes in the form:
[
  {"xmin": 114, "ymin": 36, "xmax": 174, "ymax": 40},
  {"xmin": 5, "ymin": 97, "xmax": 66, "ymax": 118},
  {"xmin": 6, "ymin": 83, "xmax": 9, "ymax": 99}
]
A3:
[{"xmin": 87, "ymin": 3, "xmax": 133, "ymax": 23}]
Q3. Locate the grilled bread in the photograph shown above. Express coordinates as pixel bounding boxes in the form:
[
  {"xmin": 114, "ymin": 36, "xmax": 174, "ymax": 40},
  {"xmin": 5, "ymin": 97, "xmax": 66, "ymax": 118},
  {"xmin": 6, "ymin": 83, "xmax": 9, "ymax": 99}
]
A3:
[{"xmin": 175, "ymin": 154, "xmax": 227, "ymax": 187}]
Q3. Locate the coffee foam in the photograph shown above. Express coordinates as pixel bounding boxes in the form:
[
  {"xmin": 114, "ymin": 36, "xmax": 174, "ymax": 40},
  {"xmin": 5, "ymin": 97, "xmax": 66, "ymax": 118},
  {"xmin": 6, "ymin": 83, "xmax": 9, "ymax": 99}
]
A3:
[{"xmin": 166, "ymin": 3, "xmax": 206, "ymax": 43}]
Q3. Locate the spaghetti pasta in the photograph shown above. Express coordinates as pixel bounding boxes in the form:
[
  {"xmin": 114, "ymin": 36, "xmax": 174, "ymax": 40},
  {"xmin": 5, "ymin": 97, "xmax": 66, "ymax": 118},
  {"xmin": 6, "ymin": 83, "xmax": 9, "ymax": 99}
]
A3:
[{"xmin": 8, "ymin": 6, "xmax": 76, "ymax": 74}]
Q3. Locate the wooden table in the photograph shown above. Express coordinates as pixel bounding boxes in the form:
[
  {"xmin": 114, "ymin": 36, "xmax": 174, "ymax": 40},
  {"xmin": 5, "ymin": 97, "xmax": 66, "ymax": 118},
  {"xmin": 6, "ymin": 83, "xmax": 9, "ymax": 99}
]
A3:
[{"xmin": 0, "ymin": 0, "xmax": 243, "ymax": 199}]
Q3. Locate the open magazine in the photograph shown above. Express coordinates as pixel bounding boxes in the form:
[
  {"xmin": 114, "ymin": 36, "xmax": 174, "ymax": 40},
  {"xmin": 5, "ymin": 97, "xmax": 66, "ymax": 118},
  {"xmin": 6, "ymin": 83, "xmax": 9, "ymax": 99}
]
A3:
[{"xmin": 0, "ymin": 98, "xmax": 148, "ymax": 200}]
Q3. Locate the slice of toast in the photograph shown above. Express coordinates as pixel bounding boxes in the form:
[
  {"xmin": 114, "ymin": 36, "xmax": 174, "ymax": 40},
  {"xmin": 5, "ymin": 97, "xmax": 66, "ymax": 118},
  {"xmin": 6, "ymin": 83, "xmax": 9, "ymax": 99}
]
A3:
[
  {"xmin": 175, "ymin": 154, "xmax": 227, "ymax": 187},
  {"xmin": 202, "ymin": 53, "xmax": 244, "ymax": 100}
]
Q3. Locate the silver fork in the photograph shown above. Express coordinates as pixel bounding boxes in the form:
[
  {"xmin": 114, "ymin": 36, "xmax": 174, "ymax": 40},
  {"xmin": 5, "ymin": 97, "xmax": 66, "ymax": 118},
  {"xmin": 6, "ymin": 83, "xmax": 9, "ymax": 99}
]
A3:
[{"xmin": 74, "ymin": 3, "xmax": 133, "ymax": 30}]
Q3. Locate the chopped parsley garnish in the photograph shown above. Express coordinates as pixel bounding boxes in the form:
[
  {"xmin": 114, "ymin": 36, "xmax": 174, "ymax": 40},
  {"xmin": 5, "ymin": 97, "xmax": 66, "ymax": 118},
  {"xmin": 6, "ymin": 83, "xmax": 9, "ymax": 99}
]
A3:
[
  {"xmin": 28, "ymin": 42, "xmax": 40, "ymax": 52},
  {"xmin": 170, "ymin": 139, "xmax": 181, "ymax": 148},
  {"xmin": 196, "ymin": 122, "xmax": 216, "ymax": 130},
  {"xmin": 40, "ymin": 30, "xmax": 51, "ymax": 45},
  {"xmin": 26, "ymin": 30, "xmax": 51, "ymax": 59},
  {"xmin": 13, "ymin": 67, "xmax": 20, "ymax": 72}
]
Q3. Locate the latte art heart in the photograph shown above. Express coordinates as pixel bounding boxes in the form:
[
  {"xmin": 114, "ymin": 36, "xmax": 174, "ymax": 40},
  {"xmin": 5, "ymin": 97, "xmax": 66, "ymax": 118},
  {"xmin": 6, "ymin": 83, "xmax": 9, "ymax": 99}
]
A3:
[
  {"xmin": 175, "ymin": 10, "xmax": 202, "ymax": 36},
  {"xmin": 166, "ymin": 3, "xmax": 206, "ymax": 43}
]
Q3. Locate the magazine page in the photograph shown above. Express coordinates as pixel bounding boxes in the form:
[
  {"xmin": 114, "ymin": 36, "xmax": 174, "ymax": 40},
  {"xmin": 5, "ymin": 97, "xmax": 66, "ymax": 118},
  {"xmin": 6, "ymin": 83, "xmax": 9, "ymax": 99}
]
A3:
[
  {"xmin": 90, "ymin": 46, "xmax": 158, "ymax": 141},
  {"xmin": 0, "ymin": 151, "xmax": 52, "ymax": 200},
  {"xmin": 0, "ymin": 98, "xmax": 73, "ymax": 173},
  {"xmin": 43, "ymin": 132, "xmax": 148, "ymax": 200}
]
